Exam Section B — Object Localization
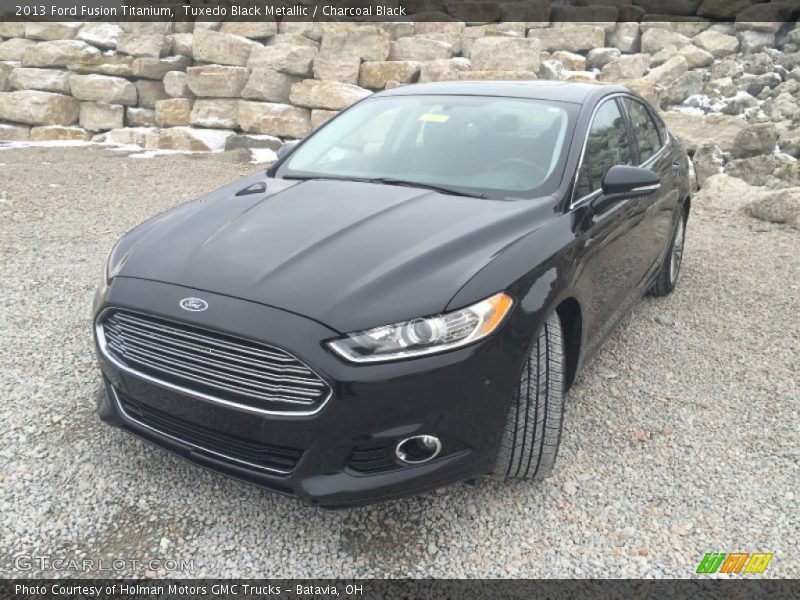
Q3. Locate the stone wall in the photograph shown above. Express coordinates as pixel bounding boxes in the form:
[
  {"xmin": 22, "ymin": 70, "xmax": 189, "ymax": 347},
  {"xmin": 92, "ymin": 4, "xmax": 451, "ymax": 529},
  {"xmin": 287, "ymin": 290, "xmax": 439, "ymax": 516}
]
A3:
[{"xmin": 0, "ymin": 10, "xmax": 799, "ymax": 160}]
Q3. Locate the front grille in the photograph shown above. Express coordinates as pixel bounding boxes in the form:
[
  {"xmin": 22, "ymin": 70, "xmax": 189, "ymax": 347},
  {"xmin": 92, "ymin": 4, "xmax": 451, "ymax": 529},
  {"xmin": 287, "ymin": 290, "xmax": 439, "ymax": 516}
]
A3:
[
  {"xmin": 100, "ymin": 310, "xmax": 331, "ymax": 413},
  {"xmin": 117, "ymin": 392, "xmax": 304, "ymax": 473}
]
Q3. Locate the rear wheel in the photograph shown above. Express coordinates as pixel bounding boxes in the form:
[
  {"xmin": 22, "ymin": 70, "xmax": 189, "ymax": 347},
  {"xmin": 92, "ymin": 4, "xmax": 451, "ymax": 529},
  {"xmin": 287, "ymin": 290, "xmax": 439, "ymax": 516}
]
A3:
[
  {"xmin": 649, "ymin": 211, "xmax": 686, "ymax": 297},
  {"xmin": 493, "ymin": 311, "xmax": 565, "ymax": 481}
]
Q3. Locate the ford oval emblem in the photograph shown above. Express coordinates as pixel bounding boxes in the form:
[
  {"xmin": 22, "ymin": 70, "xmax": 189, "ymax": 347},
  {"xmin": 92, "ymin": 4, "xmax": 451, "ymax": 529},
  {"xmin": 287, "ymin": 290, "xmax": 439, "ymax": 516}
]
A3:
[{"xmin": 179, "ymin": 297, "xmax": 208, "ymax": 312}]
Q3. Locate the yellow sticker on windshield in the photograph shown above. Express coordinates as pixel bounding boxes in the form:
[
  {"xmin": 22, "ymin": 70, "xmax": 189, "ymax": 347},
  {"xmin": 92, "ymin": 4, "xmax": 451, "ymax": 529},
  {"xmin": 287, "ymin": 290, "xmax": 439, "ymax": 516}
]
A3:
[{"xmin": 419, "ymin": 113, "xmax": 450, "ymax": 123}]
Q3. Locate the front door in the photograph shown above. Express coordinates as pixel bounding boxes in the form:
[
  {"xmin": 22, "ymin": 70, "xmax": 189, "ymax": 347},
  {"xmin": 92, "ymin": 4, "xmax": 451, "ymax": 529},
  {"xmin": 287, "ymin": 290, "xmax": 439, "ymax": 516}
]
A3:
[
  {"xmin": 622, "ymin": 97, "xmax": 678, "ymax": 284},
  {"xmin": 570, "ymin": 98, "xmax": 651, "ymax": 349}
]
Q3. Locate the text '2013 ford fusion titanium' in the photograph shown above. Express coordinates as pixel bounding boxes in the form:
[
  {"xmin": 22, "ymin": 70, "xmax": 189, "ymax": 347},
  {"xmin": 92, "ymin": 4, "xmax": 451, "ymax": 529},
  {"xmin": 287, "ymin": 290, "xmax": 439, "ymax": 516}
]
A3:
[{"xmin": 93, "ymin": 81, "xmax": 691, "ymax": 507}]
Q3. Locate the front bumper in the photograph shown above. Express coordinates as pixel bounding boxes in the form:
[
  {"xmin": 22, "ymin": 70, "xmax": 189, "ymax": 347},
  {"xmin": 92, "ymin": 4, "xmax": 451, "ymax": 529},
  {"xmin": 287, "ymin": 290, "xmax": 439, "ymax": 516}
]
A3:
[{"xmin": 94, "ymin": 277, "xmax": 524, "ymax": 507}]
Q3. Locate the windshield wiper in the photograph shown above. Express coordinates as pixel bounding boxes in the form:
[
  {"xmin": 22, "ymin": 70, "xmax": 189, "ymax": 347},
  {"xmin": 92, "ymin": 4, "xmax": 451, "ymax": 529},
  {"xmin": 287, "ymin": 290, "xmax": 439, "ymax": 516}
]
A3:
[
  {"xmin": 281, "ymin": 174, "xmax": 368, "ymax": 183},
  {"xmin": 282, "ymin": 174, "xmax": 487, "ymax": 199},
  {"xmin": 367, "ymin": 178, "xmax": 487, "ymax": 199}
]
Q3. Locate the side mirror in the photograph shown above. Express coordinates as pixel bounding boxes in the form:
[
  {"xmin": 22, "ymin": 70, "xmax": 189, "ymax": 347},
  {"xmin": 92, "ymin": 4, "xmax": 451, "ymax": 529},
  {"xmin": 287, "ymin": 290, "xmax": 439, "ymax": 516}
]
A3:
[
  {"xmin": 591, "ymin": 165, "xmax": 660, "ymax": 212},
  {"xmin": 276, "ymin": 140, "xmax": 299, "ymax": 159}
]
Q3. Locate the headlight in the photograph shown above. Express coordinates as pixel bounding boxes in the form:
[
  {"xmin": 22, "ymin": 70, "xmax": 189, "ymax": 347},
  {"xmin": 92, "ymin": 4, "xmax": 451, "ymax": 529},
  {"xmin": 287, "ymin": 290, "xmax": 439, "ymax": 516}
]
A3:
[{"xmin": 327, "ymin": 292, "xmax": 513, "ymax": 363}]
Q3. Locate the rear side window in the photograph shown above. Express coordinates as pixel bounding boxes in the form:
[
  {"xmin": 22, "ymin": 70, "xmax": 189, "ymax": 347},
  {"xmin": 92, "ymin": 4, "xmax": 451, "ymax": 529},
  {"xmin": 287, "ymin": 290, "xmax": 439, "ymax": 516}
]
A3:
[
  {"xmin": 624, "ymin": 98, "xmax": 662, "ymax": 163},
  {"xmin": 575, "ymin": 99, "xmax": 634, "ymax": 198}
]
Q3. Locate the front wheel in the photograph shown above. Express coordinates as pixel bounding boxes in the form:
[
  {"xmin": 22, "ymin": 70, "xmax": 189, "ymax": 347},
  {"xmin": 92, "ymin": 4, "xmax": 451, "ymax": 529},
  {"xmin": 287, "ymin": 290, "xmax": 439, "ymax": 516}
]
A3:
[
  {"xmin": 492, "ymin": 311, "xmax": 565, "ymax": 481},
  {"xmin": 649, "ymin": 211, "xmax": 686, "ymax": 297}
]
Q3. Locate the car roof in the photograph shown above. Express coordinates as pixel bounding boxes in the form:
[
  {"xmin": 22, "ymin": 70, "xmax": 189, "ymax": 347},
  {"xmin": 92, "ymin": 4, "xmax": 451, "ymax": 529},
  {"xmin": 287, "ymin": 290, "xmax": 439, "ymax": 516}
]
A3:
[{"xmin": 375, "ymin": 80, "xmax": 630, "ymax": 104}]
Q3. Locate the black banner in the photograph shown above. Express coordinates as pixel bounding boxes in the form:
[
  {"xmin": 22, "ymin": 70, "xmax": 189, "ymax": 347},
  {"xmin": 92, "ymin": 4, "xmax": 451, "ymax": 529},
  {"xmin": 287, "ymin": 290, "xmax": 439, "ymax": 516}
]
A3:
[
  {"xmin": 1, "ymin": 0, "xmax": 798, "ymax": 22},
  {"xmin": 3, "ymin": 580, "xmax": 800, "ymax": 600}
]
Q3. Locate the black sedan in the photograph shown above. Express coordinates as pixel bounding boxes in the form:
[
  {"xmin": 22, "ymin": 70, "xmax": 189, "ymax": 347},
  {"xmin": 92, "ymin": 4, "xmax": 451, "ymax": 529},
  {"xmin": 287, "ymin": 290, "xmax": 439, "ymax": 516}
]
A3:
[{"xmin": 93, "ymin": 81, "xmax": 691, "ymax": 507}]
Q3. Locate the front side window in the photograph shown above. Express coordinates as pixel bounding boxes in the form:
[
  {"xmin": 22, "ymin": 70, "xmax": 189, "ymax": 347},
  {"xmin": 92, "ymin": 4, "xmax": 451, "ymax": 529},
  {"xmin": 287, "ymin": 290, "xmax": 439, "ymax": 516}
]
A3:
[
  {"xmin": 653, "ymin": 111, "xmax": 668, "ymax": 146},
  {"xmin": 575, "ymin": 99, "xmax": 634, "ymax": 199},
  {"xmin": 623, "ymin": 98, "xmax": 661, "ymax": 164},
  {"xmin": 278, "ymin": 95, "xmax": 579, "ymax": 199}
]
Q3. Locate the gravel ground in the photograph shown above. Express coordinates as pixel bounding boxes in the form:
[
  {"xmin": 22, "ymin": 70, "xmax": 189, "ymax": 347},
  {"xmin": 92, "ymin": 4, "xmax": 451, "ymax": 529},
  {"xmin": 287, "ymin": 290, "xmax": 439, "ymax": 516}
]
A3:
[{"xmin": 1, "ymin": 146, "xmax": 797, "ymax": 578}]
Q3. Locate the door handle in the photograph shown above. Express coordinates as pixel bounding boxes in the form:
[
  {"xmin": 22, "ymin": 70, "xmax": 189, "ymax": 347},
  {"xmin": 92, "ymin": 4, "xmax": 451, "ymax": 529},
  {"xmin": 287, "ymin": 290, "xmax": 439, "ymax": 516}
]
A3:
[{"xmin": 671, "ymin": 162, "xmax": 683, "ymax": 172}]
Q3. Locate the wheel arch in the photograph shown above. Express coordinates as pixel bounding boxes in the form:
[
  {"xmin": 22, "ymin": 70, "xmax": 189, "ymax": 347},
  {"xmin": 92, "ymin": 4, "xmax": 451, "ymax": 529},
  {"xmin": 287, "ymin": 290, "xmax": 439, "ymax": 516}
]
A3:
[{"xmin": 554, "ymin": 296, "xmax": 582, "ymax": 391}]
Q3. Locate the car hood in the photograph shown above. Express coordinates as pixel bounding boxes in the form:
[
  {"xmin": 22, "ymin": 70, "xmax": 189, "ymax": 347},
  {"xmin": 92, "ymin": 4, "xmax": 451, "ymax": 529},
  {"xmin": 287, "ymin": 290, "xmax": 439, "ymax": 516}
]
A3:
[{"xmin": 113, "ymin": 176, "xmax": 551, "ymax": 333}]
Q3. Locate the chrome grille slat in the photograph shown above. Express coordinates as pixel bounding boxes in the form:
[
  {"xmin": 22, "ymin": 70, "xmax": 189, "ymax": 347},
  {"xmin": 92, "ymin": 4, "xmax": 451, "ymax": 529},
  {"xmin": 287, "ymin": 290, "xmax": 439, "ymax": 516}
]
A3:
[
  {"xmin": 104, "ymin": 321, "xmax": 315, "ymax": 376},
  {"xmin": 115, "ymin": 313, "xmax": 299, "ymax": 363},
  {"xmin": 101, "ymin": 311, "xmax": 331, "ymax": 412},
  {"xmin": 106, "ymin": 326, "xmax": 326, "ymax": 390},
  {"xmin": 106, "ymin": 340, "xmax": 321, "ymax": 404}
]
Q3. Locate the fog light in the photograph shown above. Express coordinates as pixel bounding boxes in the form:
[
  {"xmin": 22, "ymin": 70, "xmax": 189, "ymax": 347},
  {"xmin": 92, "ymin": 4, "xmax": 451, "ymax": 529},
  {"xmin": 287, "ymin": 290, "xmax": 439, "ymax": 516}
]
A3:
[{"xmin": 395, "ymin": 435, "xmax": 442, "ymax": 464}]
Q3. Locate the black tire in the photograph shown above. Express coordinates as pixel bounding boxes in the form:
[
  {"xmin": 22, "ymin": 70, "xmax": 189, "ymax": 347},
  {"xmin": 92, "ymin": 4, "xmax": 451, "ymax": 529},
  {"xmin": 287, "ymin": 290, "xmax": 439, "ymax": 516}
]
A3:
[
  {"xmin": 493, "ymin": 311, "xmax": 565, "ymax": 481},
  {"xmin": 649, "ymin": 211, "xmax": 687, "ymax": 297}
]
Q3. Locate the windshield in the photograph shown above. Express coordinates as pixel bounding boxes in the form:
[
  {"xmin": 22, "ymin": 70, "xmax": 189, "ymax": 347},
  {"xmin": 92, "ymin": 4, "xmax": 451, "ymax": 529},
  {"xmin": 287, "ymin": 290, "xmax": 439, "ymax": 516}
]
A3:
[{"xmin": 277, "ymin": 94, "xmax": 579, "ymax": 199}]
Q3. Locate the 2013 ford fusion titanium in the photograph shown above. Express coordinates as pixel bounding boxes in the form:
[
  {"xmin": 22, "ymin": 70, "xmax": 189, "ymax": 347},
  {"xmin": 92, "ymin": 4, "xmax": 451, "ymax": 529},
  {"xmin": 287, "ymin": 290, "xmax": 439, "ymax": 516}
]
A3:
[{"xmin": 93, "ymin": 81, "xmax": 691, "ymax": 507}]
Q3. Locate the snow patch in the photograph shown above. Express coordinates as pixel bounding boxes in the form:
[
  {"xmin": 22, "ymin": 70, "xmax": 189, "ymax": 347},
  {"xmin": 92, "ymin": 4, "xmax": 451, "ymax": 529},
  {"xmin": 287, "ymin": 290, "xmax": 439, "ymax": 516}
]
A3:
[
  {"xmin": 173, "ymin": 127, "xmax": 233, "ymax": 152},
  {"xmin": 682, "ymin": 94, "xmax": 713, "ymax": 110},
  {"xmin": 244, "ymin": 134, "xmax": 282, "ymax": 143},
  {"xmin": 667, "ymin": 105, "xmax": 707, "ymax": 116},
  {"xmin": 130, "ymin": 150, "xmax": 204, "ymax": 159},
  {"xmin": 0, "ymin": 127, "xmax": 235, "ymax": 157},
  {"xmin": 109, "ymin": 144, "xmax": 152, "ymax": 153},
  {"xmin": 250, "ymin": 148, "xmax": 278, "ymax": 164},
  {"xmin": 0, "ymin": 140, "xmax": 100, "ymax": 150}
]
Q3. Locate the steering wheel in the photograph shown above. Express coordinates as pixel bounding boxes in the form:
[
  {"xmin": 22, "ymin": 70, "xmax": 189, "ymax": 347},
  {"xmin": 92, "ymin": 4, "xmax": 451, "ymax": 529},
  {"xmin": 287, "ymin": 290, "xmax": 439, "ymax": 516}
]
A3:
[{"xmin": 487, "ymin": 158, "xmax": 547, "ymax": 181}]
